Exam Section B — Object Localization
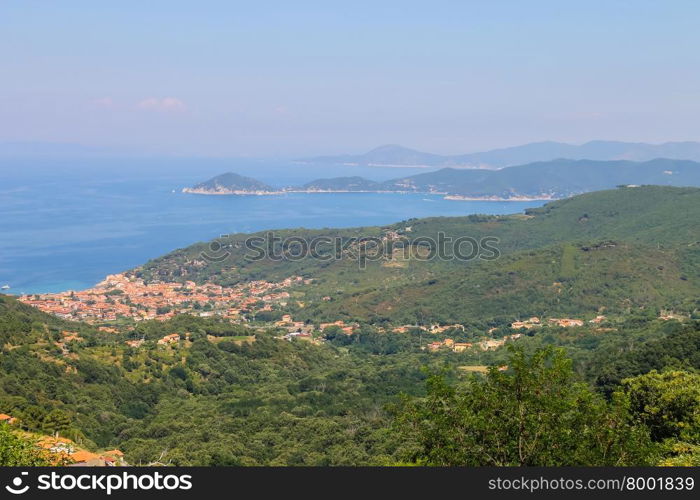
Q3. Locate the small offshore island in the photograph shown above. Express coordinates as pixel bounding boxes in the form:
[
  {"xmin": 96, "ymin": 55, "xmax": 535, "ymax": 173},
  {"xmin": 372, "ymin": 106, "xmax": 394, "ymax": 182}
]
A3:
[
  {"xmin": 182, "ymin": 172, "xmax": 282, "ymax": 196},
  {"xmin": 183, "ymin": 157, "xmax": 700, "ymax": 201}
]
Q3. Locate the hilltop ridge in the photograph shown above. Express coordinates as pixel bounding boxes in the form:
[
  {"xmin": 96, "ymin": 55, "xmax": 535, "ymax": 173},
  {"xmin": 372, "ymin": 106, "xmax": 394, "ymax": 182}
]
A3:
[
  {"xmin": 300, "ymin": 140, "xmax": 700, "ymax": 168},
  {"xmin": 143, "ymin": 186, "xmax": 700, "ymax": 324}
]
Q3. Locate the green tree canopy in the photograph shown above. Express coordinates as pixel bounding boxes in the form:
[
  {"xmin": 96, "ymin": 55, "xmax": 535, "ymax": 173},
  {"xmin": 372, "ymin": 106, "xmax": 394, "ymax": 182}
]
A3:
[
  {"xmin": 0, "ymin": 425, "xmax": 52, "ymax": 466},
  {"xmin": 395, "ymin": 346, "xmax": 653, "ymax": 466},
  {"xmin": 620, "ymin": 370, "xmax": 700, "ymax": 466}
]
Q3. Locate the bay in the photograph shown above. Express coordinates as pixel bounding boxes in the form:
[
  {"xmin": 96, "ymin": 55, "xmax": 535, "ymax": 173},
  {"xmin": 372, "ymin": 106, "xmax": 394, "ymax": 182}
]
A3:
[{"xmin": 0, "ymin": 157, "xmax": 546, "ymax": 294}]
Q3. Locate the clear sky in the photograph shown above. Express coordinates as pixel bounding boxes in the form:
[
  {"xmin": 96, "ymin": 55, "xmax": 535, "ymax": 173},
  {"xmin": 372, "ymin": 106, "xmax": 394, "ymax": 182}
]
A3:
[{"xmin": 2, "ymin": 1, "xmax": 700, "ymax": 157}]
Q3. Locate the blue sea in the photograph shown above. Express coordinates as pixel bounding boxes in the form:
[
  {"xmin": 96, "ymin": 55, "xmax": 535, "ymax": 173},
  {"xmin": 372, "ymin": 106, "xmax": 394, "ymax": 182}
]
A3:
[{"xmin": 0, "ymin": 157, "xmax": 546, "ymax": 294}]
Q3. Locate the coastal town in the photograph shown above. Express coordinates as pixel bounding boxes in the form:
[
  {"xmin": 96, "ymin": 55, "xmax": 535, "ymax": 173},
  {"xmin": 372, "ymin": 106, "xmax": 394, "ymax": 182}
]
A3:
[
  {"xmin": 19, "ymin": 273, "xmax": 308, "ymax": 323},
  {"xmin": 17, "ymin": 272, "xmax": 605, "ymax": 356}
]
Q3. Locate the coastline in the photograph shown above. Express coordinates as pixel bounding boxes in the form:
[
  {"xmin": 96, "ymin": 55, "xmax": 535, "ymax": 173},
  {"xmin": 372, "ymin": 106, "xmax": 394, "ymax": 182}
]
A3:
[
  {"xmin": 183, "ymin": 187, "xmax": 558, "ymax": 202},
  {"xmin": 443, "ymin": 194, "xmax": 557, "ymax": 202},
  {"xmin": 182, "ymin": 187, "xmax": 284, "ymax": 196}
]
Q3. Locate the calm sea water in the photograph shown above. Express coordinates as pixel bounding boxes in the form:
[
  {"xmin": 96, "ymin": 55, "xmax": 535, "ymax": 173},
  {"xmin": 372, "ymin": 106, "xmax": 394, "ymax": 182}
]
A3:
[{"xmin": 0, "ymin": 157, "xmax": 546, "ymax": 294}]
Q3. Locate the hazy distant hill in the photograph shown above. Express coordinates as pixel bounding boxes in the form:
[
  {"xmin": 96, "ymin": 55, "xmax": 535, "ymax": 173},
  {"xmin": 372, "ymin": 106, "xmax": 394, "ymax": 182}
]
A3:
[
  {"xmin": 186, "ymin": 158, "xmax": 700, "ymax": 199},
  {"xmin": 305, "ymin": 158, "xmax": 700, "ymax": 199},
  {"xmin": 379, "ymin": 158, "xmax": 700, "ymax": 198},
  {"xmin": 301, "ymin": 141, "xmax": 700, "ymax": 169},
  {"xmin": 183, "ymin": 172, "xmax": 276, "ymax": 194}
]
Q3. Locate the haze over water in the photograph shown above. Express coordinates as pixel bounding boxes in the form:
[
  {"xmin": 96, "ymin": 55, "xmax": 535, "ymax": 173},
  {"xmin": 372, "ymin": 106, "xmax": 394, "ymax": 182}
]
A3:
[{"xmin": 0, "ymin": 157, "xmax": 545, "ymax": 295}]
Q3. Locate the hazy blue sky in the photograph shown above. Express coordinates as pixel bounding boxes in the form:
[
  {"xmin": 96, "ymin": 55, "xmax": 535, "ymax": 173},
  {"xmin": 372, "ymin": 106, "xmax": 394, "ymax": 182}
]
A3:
[{"xmin": 2, "ymin": 1, "xmax": 700, "ymax": 157}]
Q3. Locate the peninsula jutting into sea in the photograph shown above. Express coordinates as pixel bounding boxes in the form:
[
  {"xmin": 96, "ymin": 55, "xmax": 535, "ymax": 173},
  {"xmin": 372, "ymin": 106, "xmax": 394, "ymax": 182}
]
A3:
[{"xmin": 183, "ymin": 157, "xmax": 700, "ymax": 201}]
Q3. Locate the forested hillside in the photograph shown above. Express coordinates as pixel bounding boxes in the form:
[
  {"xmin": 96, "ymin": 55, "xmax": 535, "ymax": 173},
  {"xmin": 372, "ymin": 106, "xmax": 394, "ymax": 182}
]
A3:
[
  {"xmin": 2, "ymin": 292, "xmax": 699, "ymax": 465},
  {"xmin": 2, "ymin": 185, "xmax": 699, "ymax": 466},
  {"xmin": 137, "ymin": 186, "xmax": 700, "ymax": 324}
]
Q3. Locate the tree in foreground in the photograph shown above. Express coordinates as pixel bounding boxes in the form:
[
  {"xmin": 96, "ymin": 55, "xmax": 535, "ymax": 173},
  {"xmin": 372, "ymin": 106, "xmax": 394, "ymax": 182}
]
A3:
[
  {"xmin": 0, "ymin": 425, "xmax": 53, "ymax": 466},
  {"xmin": 621, "ymin": 370, "xmax": 700, "ymax": 466},
  {"xmin": 395, "ymin": 346, "xmax": 654, "ymax": 466}
]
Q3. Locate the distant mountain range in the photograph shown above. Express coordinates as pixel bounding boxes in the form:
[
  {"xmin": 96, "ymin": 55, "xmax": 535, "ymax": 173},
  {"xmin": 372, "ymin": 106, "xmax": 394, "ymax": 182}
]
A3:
[
  {"xmin": 185, "ymin": 158, "xmax": 700, "ymax": 200},
  {"xmin": 5, "ymin": 140, "xmax": 700, "ymax": 168},
  {"xmin": 300, "ymin": 141, "xmax": 700, "ymax": 169}
]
